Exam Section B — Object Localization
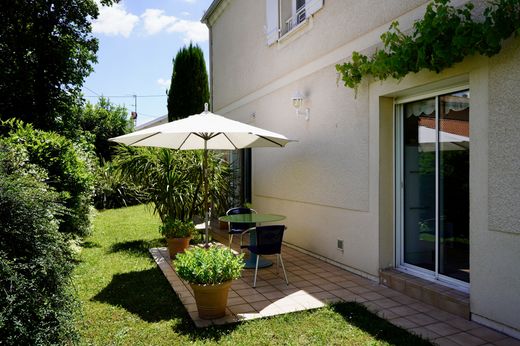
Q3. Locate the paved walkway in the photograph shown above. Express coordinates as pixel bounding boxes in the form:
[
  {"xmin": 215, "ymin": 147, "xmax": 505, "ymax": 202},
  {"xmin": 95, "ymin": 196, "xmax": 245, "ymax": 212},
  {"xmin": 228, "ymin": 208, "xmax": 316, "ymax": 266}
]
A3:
[{"xmin": 150, "ymin": 233, "xmax": 519, "ymax": 345}]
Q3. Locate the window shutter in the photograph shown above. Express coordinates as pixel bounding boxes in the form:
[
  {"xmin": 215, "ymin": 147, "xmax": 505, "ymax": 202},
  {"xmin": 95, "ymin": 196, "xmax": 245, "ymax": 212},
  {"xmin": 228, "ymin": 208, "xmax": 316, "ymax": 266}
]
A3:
[
  {"xmin": 306, "ymin": 0, "xmax": 323, "ymax": 17},
  {"xmin": 266, "ymin": 0, "xmax": 279, "ymax": 45}
]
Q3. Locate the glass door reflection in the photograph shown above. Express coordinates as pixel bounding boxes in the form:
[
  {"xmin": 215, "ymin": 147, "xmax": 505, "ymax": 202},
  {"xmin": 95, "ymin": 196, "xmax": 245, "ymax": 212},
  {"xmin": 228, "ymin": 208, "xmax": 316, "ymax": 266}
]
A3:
[{"xmin": 400, "ymin": 90, "xmax": 470, "ymax": 284}]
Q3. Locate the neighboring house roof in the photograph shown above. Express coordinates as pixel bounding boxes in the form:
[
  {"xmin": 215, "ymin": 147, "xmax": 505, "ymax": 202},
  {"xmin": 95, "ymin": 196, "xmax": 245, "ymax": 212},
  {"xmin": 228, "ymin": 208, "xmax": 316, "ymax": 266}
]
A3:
[
  {"xmin": 419, "ymin": 117, "xmax": 469, "ymax": 137},
  {"xmin": 201, "ymin": 0, "xmax": 224, "ymax": 24},
  {"xmin": 135, "ymin": 115, "xmax": 168, "ymax": 131}
]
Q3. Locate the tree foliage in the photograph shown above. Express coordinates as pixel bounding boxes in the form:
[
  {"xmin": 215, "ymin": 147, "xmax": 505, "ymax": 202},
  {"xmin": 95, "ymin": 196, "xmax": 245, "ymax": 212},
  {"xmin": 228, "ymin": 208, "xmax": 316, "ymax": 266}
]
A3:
[
  {"xmin": 0, "ymin": 0, "xmax": 117, "ymax": 133},
  {"xmin": 167, "ymin": 43, "xmax": 210, "ymax": 121},
  {"xmin": 76, "ymin": 97, "xmax": 133, "ymax": 161},
  {"xmin": 336, "ymin": 0, "xmax": 520, "ymax": 90}
]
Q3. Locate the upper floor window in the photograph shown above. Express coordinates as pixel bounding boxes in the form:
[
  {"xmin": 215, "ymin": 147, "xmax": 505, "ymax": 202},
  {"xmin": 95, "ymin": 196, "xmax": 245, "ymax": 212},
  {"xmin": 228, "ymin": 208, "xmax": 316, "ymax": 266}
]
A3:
[{"xmin": 266, "ymin": 0, "xmax": 324, "ymax": 45}]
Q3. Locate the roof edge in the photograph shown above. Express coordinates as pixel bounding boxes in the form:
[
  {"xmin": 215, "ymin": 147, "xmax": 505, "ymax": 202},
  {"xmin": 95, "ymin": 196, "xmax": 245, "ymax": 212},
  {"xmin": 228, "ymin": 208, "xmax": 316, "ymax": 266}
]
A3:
[{"xmin": 201, "ymin": 0, "xmax": 224, "ymax": 24}]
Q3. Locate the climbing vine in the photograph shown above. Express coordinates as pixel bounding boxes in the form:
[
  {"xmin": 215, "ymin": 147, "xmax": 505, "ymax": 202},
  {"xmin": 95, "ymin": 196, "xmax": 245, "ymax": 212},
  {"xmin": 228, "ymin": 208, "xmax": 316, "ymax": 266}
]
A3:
[{"xmin": 336, "ymin": 0, "xmax": 520, "ymax": 90}]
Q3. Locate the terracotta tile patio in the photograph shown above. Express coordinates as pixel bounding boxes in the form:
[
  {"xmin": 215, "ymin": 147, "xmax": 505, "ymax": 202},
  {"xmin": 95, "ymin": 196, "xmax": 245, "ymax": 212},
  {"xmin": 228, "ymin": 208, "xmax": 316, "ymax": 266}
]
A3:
[{"xmin": 149, "ymin": 230, "xmax": 519, "ymax": 345}]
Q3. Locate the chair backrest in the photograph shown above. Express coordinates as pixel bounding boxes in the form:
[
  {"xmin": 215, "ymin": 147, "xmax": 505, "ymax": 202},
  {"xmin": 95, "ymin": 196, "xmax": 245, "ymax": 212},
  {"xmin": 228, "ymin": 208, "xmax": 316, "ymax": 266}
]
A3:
[
  {"xmin": 254, "ymin": 225, "xmax": 286, "ymax": 255},
  {"xmin": 227, "ymin": 207, "xmax": 256, "ymax": 231}
]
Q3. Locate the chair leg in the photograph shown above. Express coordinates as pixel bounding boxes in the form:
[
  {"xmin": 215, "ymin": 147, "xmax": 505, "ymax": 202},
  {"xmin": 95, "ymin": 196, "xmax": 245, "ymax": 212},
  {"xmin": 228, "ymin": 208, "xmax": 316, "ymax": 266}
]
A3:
[
  {"xmin": 279, "ymin": 254, "xmax": 289, "ymax": 286},
  {"xmin": 253, "ymin": 255, "xmax": 260, "ymax": 288},
  {"xmin": 228, "ymin": 234, "xmax": 233, "ymax": 248}
]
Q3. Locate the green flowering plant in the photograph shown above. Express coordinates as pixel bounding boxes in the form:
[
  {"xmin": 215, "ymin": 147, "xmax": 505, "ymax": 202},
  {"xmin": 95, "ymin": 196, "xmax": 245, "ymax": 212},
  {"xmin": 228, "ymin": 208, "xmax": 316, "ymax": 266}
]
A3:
[
  {"xmin": 159, "ymin": 218, "xmax": 195, "ymax": 238},
  {"xmin": 174, "ymin": 246, "xmax": 244, "ymax": 285}
]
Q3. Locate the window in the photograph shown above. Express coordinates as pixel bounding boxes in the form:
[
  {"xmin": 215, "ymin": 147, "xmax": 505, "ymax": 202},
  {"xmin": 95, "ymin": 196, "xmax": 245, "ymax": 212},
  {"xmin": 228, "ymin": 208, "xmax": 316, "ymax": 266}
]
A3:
[{"xmin": 266, "ymin": 0, "xmax": 324, "ymax": 45}]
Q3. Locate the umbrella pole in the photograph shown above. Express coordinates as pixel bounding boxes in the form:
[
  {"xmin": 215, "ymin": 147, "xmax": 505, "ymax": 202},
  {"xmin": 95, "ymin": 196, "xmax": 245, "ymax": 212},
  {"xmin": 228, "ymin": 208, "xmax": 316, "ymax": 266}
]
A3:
[{"xmin": 203, "ymin": 140, "xmax": 209, "ymax": 247}]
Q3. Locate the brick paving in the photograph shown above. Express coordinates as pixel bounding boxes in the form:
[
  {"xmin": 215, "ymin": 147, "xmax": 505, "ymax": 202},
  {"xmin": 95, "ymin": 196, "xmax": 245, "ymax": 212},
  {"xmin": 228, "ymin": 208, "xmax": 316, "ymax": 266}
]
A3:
[{"xmin": 149, "ymin": 231, "xmax": 519, "ymax": 345}]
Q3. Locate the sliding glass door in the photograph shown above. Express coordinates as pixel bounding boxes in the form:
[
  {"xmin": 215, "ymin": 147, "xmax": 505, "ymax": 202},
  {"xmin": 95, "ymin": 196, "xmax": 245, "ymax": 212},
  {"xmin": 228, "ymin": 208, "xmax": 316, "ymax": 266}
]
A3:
[{"xmin": 398, "ymin": 89, "xmax": 470, "ymax": 285}]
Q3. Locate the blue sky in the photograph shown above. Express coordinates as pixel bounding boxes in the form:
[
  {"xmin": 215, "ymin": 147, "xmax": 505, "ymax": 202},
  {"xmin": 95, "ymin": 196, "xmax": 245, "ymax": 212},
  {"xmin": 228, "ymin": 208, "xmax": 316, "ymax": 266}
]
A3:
[{"xmin": 83, "ymin": 0, "xmax": 213, "ymax": 126}]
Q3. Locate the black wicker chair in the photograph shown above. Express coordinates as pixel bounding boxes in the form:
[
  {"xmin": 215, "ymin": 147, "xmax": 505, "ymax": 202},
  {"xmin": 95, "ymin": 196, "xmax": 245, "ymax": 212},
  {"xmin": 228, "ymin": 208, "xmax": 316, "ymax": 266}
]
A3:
[
  {"xmin": 241, "ymin": 225, "xmax": 288, "ymax": 288},
  {"xmin": 226, "ymin": 207, "xmax": 256, "ymax": 249}
]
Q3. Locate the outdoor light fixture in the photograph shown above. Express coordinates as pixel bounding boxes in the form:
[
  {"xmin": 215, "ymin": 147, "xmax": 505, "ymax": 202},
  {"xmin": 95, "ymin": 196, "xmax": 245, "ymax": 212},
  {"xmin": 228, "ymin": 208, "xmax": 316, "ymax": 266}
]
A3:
[{"xmin": 291, "ymin": 91, "xmax": 310, "ymax": 121}]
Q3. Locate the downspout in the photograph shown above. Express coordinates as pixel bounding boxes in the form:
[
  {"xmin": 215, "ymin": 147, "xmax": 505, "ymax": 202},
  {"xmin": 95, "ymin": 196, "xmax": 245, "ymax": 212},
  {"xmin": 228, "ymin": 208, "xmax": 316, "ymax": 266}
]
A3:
[{"xmin": 204, "ymin": 19, "xmax": 214, "ymax": 112}]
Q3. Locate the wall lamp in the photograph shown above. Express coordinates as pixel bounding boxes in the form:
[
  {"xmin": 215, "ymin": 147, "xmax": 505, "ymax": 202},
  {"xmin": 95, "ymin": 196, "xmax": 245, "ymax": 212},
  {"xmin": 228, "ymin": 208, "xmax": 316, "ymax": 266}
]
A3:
[{"xmin": 292, "ymin": 91, "xmax": 310, "ymax": 121}]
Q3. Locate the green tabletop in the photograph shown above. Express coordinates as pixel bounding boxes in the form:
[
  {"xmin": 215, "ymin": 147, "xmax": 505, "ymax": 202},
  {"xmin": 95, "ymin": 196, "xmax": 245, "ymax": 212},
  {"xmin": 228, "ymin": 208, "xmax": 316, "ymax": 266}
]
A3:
[{"xmin": 218, "ymin": 213, "xmax": 286, "ymax": 224}]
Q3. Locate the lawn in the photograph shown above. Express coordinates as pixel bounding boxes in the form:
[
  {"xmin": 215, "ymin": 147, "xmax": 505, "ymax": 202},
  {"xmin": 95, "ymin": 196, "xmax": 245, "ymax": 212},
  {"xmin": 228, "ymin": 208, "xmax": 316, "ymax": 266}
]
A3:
[{"xmin": 73, "ymin": 204, "xmax": 432, "ymax": 345}]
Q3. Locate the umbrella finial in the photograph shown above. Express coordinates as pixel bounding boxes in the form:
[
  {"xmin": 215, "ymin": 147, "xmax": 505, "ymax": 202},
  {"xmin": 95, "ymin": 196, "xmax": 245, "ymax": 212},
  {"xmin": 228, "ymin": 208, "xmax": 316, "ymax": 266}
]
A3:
[{"xmin": 204, "ymin": 103, "xmax": 209, "ymax": 113}]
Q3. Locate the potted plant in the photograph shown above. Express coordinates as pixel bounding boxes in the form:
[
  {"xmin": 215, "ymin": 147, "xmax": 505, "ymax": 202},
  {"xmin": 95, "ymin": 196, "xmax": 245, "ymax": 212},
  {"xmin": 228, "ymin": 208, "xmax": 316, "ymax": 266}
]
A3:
[
  {"xmin": 160, "ymin": 217, "xmax": 195, "ymax": 258},
  {"xmin": 174, "ymin": 246, "xmax": 244, "ymax": 319}
]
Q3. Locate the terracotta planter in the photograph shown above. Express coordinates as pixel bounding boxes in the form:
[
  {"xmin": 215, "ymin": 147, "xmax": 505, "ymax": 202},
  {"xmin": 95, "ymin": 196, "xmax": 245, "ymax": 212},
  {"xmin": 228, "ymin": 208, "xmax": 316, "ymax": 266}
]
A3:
[
  {"xmin": 166, "ymin": 237, "xmax": 191, "ymax": 258},
  {"xmin": 190, "ymin": 280, "xmax": 232, "ymax": 319}
]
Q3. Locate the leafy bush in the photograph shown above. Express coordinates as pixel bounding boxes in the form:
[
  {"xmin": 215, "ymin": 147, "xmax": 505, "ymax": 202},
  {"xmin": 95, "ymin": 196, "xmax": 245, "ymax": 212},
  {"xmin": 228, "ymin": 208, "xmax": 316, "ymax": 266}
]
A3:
[
  {"xmin": 2, "ymin": 120, "xmax": 95, "ymax": 237},
  {"xmin": 93, "ymin": 159, "xmax": 144, "ymax": 209},
  {"xmin": 0, "ymin": 145, "xmax": 78, "ymax": 345},
  {"xmin": 159, "ymin": 218, "xmax": 195, "ymax": 238},
  {"xmin": 174, "ymin": 246, "xmax": 244, "ymax": 285}
]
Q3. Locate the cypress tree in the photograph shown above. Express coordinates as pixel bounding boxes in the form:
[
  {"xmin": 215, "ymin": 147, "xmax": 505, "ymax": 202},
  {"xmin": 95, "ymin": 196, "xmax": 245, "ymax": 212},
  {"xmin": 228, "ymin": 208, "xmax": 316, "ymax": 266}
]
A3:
[{"xmin": 167, "ymin": 43, "xmax": 210, "ymax": 121}]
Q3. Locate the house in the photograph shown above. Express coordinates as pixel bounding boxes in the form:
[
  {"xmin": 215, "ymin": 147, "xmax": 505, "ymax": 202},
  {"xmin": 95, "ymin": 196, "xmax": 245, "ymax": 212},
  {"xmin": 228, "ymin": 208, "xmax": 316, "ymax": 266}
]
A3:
[
  {"xmin": 134, "ymin": 115, "xmax": 168, "ymax": 131},
  {"xmin": 202, "ymin": 0, "xmax": 520, "ymax": 338}
]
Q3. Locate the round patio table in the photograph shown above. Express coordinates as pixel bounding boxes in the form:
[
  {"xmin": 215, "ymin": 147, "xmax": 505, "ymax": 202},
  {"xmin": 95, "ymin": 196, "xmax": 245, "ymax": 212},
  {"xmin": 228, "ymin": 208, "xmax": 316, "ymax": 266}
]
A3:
[{"xmin": 218, "ymin": 213, "xmax": 286, "ymax": 269}]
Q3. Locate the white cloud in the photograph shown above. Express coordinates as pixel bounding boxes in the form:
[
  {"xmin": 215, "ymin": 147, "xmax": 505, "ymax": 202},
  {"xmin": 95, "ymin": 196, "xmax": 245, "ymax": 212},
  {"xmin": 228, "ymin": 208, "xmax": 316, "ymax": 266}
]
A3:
[
  {"xmin": 141, "ymin": 8, "xmax": 208, "ymax": 43},
  {"xmin": 157, "ymin": 78, "xmax": 171, "ymax": 88},
  {"xmin": 92, "ymin": 2, "xmax": 139, "ymax": 38},
  {"xmin": 181, "ymin": 11, "xmax": 190, "ymax": 17},
  {"xmin": 167, "ymin": 20, "xmax": 208, "ymax": 43},
  {"xmin": 141, "ymin": 9, "xmax": 176, "ymax": 35},
  {"xmin": 183, "ymin": 0, "xmax": 197, "ymax": 3}
]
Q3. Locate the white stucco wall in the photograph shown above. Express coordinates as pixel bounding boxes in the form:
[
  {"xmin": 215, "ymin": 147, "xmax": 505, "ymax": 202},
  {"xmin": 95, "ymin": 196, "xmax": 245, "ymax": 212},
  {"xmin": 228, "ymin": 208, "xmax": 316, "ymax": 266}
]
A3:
[
  {"xmin": 208, "ymin": 0, "xmax": 434, "ymax": 277},
  {"xmin": 470, "ymin": 37, "xmax": 520, "ymax": 334},
  {"xmin": 209, "ymin": 0, "xmax": 429, "ymax": 111},
  {"xmin": 205, "ymin": 0, "xmax": 520, "ymax": 334}
]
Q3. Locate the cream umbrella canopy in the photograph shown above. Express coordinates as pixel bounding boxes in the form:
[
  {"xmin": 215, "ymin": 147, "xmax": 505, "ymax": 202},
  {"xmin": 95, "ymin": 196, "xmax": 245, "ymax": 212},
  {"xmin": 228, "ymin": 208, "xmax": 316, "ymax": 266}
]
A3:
[{"xmin": 109, "ymin": 104, "xmax": 294, "ymax": 245}]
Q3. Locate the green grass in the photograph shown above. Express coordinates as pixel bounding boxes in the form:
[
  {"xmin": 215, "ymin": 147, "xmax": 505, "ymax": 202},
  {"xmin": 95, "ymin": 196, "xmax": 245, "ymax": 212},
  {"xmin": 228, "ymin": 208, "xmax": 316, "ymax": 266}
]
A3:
[{"xmin": 74, "ymin": 204, "xmax": 433, "ymax": 345}]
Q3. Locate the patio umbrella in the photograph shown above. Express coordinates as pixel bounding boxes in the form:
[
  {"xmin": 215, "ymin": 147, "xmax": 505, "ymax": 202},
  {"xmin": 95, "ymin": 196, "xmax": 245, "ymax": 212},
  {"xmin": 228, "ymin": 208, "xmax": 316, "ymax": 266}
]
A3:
[{"xmin": 109, "ymin": 103, "xmax": 294, "ymax": 246}]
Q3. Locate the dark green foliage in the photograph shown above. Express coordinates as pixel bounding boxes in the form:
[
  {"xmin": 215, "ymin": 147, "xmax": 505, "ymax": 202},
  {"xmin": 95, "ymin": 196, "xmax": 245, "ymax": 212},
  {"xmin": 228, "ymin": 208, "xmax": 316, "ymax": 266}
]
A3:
[
  {"xmin": 0, "ymin": 145, "xmax": 78, "ymax": 345},
  {"xmin": 93, "ymin": 159, "xmax": 144, "ymax": 210},
  {"xmin": 75, "ymin": 97, "xmax": 134, "ymax": 161},
  {"xmin": 0, "ymin": 0, "xmax": 101, "ymax": 132},
  {"xmin": 167, "ymin": 43, "xmax": 210, "ymax": 121},
  {"xmin": 2, "ymin": 120, "xmax": 95, "ymax": 237},
  {"xmin": 336, "ymin": 0, "xmax": 520, "ymax": 90}
]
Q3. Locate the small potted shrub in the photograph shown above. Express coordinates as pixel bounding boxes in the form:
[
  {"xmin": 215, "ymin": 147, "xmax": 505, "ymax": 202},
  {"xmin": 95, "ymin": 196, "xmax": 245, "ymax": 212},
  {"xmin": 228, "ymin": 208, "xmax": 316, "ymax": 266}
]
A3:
[
  {"xmin": 174, "ymin": 246, "xmax": 244, "ymax": 319},
  {"xmin": 160, "ymin": 218, "xmax": 195, "ymax": 258}
]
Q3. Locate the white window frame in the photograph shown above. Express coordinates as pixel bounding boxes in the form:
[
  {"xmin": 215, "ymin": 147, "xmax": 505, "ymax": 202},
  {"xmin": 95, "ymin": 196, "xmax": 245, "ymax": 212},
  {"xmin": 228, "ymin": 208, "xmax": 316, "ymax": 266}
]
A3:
[
  {"xmin": 265, "ymin": 0, "xmax": 323, "ymax": 45},
  {"xmin": 394, "ymin": 84, "xmax": 470, "ymax": 293}
]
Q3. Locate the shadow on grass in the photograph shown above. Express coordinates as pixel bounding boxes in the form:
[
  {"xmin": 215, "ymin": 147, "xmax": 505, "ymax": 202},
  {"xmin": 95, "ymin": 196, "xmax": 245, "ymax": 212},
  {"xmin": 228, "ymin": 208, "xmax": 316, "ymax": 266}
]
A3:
[
  {"xmin": 172, "ymin": 317, "xmax": 240, "ymax": 342},
  {"xmin": 109, "ymin": 238, "xmax": 165, "ymax": 257},
  {"xmin": 82, "ymin": 241, "xmax": 101, "ymax": 249},
  {"xmin": 331, "ymin": 302, "xmax": 433, "ymax": 345},
  {"xmin": 92, "ymin": 267, "xmax": 184, "ymax": 323}
]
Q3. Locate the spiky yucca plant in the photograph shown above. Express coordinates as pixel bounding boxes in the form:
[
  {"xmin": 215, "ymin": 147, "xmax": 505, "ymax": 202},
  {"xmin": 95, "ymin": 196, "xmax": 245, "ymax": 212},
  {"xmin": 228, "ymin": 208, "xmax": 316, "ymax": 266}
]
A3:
[{"xmin": 114, "ymin": 146, "xmax": 230, "ymax": 223}]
